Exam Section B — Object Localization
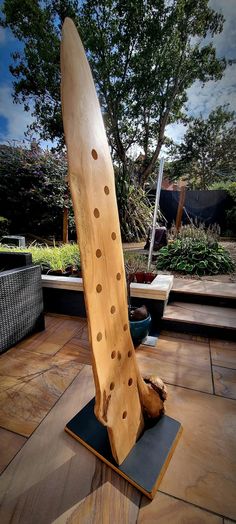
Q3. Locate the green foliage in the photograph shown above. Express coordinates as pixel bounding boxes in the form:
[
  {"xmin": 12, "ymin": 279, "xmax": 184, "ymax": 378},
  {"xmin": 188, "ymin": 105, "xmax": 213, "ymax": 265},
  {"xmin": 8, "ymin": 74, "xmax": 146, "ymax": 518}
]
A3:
[
  {"xmin": 124, "ymin": 252, "xmax": 148, "ymax": 273},
  {"xmin": 0, "ymin": 243, "xmax": 80, "ymax": 271},
  {"xmin": 171, "ymin": 106, "xmax": 236, "ymax": 189},
  {"xmin": 0, "ymin": 217, "xmax": 10, "ymax": 237},
  {"xmin": 209, "ymin": 181, "xmax": 236, "ymax": 200},
  {"xmin": 1, "ymin": 0, "xmax": 225, "ymax": 182},
  {"xmin": 209, "ymin": 181, "xmax": 236, "ymax": 236},
  {"xmin": 115, "ymin": 174, "xmax": 153, "ymax": 241},
  {"xmin": 169, "ymin": 222, "xmax": 220, "ymax": 242},
  {"xmin": 0, "ymin": 143, "xmax": 75, "ymax": 238},
  {"xmin": 225, "ymin": 208, "xmax": 236, "ymax": 236},
  {"xmin": 157, "ymin": 236, "xmax": 234, "ymax": 275}
]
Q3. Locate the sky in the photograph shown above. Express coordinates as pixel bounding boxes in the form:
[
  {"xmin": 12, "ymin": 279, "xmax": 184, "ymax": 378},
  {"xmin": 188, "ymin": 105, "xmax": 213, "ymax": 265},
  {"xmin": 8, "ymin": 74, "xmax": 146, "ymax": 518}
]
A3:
[{"xmin": 0, "ymin": 0, "xmax": 235, "ymax": 149}]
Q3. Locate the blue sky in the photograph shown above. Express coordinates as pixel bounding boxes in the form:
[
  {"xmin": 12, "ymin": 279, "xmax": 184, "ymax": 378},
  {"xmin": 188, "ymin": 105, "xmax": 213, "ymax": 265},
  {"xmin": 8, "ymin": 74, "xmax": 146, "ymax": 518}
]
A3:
[{"xmin": 0, "ymin": 0, "xmax": 235, "ymax": 149}]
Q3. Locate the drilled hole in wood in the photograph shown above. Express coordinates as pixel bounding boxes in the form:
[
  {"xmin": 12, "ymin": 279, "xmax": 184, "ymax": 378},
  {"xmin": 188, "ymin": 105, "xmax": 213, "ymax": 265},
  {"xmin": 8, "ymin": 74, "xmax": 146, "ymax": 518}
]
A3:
[
  {"xmin": 123, "ymin": 324, "xmax": 128, "ymax": 331},
  {"xmin": 91, "ymin": 149, "xmax": 98, "ymax": 160},
  {"xmin": 111, "ymin": 232, "xmax": 116, "ymax": 240},
  {"xmin": 96, "ymin": 249, "xmax": 102, "ymax": 258},
  {"xmin": 96, "ymin": 284, "xmax": 102, "ymax": 293},
  {"xmin": 116, "ymin": 272, "xmax": 121, "ymax": 280},
  {"xmin": 128, "ymin": 378, "xmax": 133, "ymax": 386},
  {"xmin": 122, "ymin": 411, "xmax": 127, "ymax": 419},
  {"xmin": 111, "ymin": 351, "xmax": 116, "ymax": 359},
  {"xmin": 110, "ymin": 305, "xmax": 116, "ymax": 314},
  {"xmin": 128, "ymin": 350, "xmax": 132, "ymax": 358},
  {"xmin": 110, "ymin": 382, "xmax": 115, "ymax": 391},
  {"xmin": 117, "ymin": 351, "xmax": 121, "ymax": 360},
  {"xmin": 97, "ymin": 332, "xmax": 102, "ymax": 342},
  {"xmin": 104, "ymin": 186, "xmax": 110, "ymax": 195},
  {"xmin": 94, "ymin": 208, "xmax": 100, "ymax": 218}
]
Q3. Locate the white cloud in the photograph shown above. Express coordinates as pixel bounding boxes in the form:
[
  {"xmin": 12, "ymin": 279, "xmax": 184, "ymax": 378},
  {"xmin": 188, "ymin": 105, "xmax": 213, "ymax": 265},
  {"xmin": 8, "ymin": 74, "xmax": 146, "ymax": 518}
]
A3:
[
  {"xmin": 210, "ymin": 0, "xmax": 236, "ymax": 59},
  {"xmin": 165, "ymin": 122, "xmax": 187, "ymax": 144},
  {"xmin": 187, "ymin": 64, "xmax": 236, "ymax": 117},
  {"xmin": 164, "ymin": 63, "xmax": 236, "ymax": 150}
]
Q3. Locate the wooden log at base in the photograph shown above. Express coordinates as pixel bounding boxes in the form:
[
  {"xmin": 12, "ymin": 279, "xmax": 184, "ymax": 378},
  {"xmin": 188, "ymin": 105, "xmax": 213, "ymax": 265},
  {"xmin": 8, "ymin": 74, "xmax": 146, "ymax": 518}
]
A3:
[{"xmin": 61, "ymin": 18, "xmax": 167, "ymax": 465}]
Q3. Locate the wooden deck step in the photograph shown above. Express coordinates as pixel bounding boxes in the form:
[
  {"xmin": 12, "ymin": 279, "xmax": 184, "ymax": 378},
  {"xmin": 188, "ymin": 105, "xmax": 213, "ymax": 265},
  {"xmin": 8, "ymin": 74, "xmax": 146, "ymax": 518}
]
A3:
[{"xmin": 162, "ymin": 302, "xmax": 236, "ymax": 340}]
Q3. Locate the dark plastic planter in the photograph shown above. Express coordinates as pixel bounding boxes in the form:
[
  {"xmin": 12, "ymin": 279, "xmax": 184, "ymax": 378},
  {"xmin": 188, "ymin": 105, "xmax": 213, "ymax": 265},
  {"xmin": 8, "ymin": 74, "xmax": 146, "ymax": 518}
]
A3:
[
  {"xmin": 135, "ymin": 272, "xmax": 145, "ymax": 283},
  {"xmin": 134, "ymin": 272, "xmax": 157, "ymax": 284},
  {"xmin": 144, "ymin": 272, "xmax": 157, "ymax": 283},
  {"xmin": 129, "ymin": 314, "xmax": 152, "ymax": 344}
]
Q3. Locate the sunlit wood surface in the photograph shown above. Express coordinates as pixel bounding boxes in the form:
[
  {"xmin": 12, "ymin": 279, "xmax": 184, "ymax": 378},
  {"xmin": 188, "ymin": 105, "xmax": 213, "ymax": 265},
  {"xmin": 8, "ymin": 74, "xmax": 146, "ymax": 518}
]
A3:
[
  {"xmin": 61, "ymin": 18, "xmax": 160, "ymax": 464},
  {"xmin": 0, "ymin": 313, "xmax": 236, "ymax": 522}
]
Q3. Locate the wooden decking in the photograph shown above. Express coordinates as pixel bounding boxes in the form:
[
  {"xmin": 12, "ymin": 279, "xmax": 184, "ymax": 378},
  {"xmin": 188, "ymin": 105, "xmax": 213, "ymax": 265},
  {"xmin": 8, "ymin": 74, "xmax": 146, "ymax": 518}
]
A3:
[{"xmin": 0, "ymin": 314, "xmax": 236, "ymax": 522}]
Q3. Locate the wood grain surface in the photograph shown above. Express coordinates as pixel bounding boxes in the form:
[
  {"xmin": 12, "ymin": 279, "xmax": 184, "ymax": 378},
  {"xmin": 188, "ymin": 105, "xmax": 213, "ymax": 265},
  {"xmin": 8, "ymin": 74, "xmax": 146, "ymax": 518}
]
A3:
[{"xmin": 60, "ymin": 18, "xmax": 164, "ymax": 464}]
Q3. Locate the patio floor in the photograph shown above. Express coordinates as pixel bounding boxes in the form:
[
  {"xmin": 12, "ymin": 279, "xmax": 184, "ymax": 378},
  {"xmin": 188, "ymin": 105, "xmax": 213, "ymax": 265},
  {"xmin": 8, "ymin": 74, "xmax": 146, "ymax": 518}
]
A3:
[{"xmin": 0, "ymin": 313, "xmax": 236, "ymax": 523}]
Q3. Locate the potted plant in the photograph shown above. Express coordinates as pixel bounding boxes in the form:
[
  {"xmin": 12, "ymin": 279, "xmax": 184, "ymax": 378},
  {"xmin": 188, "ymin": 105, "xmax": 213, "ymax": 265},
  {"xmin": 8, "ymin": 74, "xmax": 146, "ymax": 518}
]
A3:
[{"xmin": 125, "ymin": 254, "xmax": 152, "ymax": 345}]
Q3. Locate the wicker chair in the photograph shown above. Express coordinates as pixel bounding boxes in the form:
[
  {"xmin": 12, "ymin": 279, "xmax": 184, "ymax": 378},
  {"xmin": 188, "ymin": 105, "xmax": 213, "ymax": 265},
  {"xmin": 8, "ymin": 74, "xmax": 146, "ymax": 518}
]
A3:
[{"xmin": 0, "ymin": 265, "xmax": 45, "ymax": 354}]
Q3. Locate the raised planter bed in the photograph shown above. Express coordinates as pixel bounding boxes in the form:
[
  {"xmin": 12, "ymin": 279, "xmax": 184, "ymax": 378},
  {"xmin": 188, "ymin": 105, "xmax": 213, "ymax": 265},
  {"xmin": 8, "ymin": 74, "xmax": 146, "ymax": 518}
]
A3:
[{"xmin": 42, "ymin": 274, "xmax": 173, "ymax": 325}]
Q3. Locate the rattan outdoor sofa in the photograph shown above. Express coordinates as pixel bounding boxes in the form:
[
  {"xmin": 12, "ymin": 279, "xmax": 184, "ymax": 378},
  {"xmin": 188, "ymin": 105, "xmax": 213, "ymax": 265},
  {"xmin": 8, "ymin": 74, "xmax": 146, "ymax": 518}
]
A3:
[{"xmin": 0, "ymin": 261, "xmax": 45, "ymax": 354}]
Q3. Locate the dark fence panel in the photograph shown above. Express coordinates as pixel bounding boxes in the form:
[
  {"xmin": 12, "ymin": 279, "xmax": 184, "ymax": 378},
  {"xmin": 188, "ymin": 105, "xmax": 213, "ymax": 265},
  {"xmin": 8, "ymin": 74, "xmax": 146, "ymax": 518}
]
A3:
[{"xmin": 159, "ymin": 189, "xmax": 230, "ymax": 228}]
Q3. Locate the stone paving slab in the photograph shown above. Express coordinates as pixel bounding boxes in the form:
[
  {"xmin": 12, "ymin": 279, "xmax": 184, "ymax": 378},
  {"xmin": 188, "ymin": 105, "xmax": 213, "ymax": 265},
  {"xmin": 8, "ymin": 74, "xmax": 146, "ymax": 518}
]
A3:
[
  {"xmin": 172, "ymin": 278, "xmax": 236, "ymax": 299},
  {"xmin": 137, "ymin": 336, "xmax": 213, "ymax": 393},
  {"xmin": 213, "ymin": 366, "xmax": 236, "ymax": 400},
  {"xmin": 210, "ymin": 339, "xmax": 236, "ymax": 370},
  {"xmin": 1, "ymin": 367, "xmax": 235, "ymax": 522}
]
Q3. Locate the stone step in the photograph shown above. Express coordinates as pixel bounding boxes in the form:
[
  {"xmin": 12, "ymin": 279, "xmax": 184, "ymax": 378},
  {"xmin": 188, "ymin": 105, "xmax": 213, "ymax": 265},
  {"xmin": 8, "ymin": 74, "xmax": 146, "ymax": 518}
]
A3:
[
  {"xmin": 172, "ymin": 278, "xmax": 236, "ymax": 298},
  {"xmin": 170, "ymin": 278, "xmax": 236, "ymax": 308},
  {"xmin": 162, "ymin": 301, "xmax": 236, "ymax": 340}
]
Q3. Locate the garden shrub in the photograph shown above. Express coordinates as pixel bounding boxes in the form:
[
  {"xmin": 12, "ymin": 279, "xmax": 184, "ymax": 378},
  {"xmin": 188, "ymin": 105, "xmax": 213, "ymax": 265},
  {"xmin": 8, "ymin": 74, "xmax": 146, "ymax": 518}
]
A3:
[
  {"xmin": 0, "ymin": 243, "xmax": 80, "ymax": 272},
  {"xmin": 169, "ymin": 222, "xmax": 220, "ymax": 243},
  {"xmin": 0, "ymin": 143, "xmax": 75, "ymax": 240},
  {"xmin": 0, "ymin": 143, "xmax": 155, "ymax": 243},
  {"xmin": 226, "ymin": 207, "xmax": 236, "ymax": 235},
  {"xmin": 115, "ymin": 172, "xmax": 154, "ymax": 242},
  {"xmin": 0, "ymin": 217, "xmax": 10, "ymax": 237},
  {"xmin": 209, "ymin": 181, "xmax": 236, "ymax": 236},
  {"xmin": 157, "ymin": 236, "xmax": 234, "ymax": 275}
]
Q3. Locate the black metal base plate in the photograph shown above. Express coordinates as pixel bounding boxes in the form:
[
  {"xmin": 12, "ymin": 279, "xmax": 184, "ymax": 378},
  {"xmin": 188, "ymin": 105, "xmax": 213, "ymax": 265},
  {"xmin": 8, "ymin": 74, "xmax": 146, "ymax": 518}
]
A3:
[{"xmin": 65, "ymin": 398, "xmax": 182, "ymax": 499}]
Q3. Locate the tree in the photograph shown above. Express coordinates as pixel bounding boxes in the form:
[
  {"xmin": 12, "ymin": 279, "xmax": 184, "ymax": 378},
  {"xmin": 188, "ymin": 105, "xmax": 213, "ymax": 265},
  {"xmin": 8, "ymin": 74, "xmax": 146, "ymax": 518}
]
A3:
[
  {"xmin": 1, "ymin": 0, "xmax": 225, "ymax": 184},
  {"xmin": 170, "ymin": 106, "xmax": 236, "ymax": 189},
  {"xmin": 0, "ymin": 142, "xmax": 75, "ymax": 239}
]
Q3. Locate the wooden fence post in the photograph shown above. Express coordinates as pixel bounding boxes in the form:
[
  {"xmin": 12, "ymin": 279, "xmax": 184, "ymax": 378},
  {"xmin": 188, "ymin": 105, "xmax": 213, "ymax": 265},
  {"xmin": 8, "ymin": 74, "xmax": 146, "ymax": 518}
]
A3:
[{"xmin": 175, "ymin": 185, "xmax": 186, "ymax": 231}]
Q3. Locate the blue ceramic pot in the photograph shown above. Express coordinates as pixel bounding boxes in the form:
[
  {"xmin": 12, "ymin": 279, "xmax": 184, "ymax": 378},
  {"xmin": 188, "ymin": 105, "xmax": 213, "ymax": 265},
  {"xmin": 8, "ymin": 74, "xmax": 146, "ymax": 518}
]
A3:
[{"xmin": 129, "ymin": 314, "xmax": 152, "ymax": 344}]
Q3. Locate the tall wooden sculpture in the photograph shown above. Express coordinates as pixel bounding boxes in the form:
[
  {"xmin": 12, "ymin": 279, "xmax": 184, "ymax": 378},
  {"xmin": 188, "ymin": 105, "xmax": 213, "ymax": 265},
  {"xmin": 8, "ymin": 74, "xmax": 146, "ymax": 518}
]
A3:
[{"xmin": 61, "ymin": 18, "xmax": 181, "ymax": 497}]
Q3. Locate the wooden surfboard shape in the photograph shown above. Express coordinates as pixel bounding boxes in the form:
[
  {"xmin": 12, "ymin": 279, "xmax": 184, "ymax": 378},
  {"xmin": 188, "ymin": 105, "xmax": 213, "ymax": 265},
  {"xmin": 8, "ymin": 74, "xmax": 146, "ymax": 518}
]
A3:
[{"xmin": 61, "ymin": 18, "xmax": 164, "ymax": 465}]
